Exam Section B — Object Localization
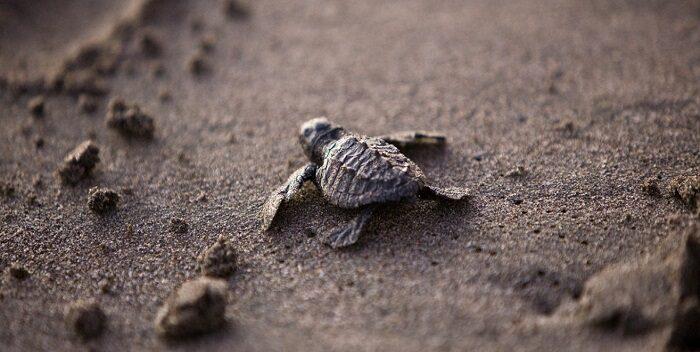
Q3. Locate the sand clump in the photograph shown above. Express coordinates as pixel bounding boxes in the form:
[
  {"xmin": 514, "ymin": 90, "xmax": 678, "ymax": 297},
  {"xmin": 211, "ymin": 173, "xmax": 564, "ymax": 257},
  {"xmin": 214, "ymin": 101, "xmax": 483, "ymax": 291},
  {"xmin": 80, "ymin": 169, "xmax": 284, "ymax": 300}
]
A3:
[
  {"xmin": 27, "ymin": 96, "xmax": 45, "ymax": 117},
  {"xmin": 154, "ymin": 277, "xmax": 228, "ymax": 338},
  {"xmin": 169, "ymin": 218, "xmax": 189, "ymax": 234},
  {"xmin": 51, "ymin": 41, "xmax": 121, "ymax": 98},
  {"xmin": 53, "ymin": 43, "xmax": 116, "ymax": 96},
  {"xmin": 78, "ymin": 94, "xmax": 98, "ymax": 114},
  {"xmin": 552, "ymin": 225, "xmax": 700, "ymax": 346},
  {"xmin": 555, "ymin": 120, "xmax": 577, "ymax": 138},
  {"xmin": 34, "ymin": 136, "xmax": 45, "ymax": 149},
  {"xmin": 641, "ymin": 177, "xmax": 661, "ymax": 197},
  {"xmin": 198, "ymin": 35, "xmax": 216, "ymax": 53},
  {"xmin": 508, "ymin": 194, "xmax": 524, "ymax": 205},
  {"xmin": 571, "ymin": 258, "xmax": 676, "ymax": 335},
  {"xmin": 505, "ymin": 165, "xmax": 527, "ymax": 178},
  {"xmin": 87, "ymin": 187, "xmax": 119, "ymax": 214},
  {"xmin": 0, "ymin": 181, "xmax": 16, "ymax": 198},
  {"xmin": 8, "ymin": 263, "xmax": 30, "ymax": 280},
  {"xmin": 197, "ymin": 235, "xmax": 238, "ymax": 278},
  {"xmin": 98, "ymin": 277, "xmax": 113, "ymax": 294},
  {"xmin": 65, "ymin": 299, "xmax": 107, "ymax": 340},
  {"xmin": 187, "ymin": 52, "xmax": 210, "ymax": 76},
  {"xmin": 669, "ymin": 175, "xmax": 700, "ymax": 214},
  {"xmin": 106, "ymin": 99, "xmax": 155, "ymax": 138},
  {"xmin": 139, "ymin": 31, "xmax": 162, "ymax": 58},
  {"xmin": 57, "ymin": 141, "xmax": 100, "ymax": 185},
  {"xmin": 158, "ymin": 88, "xmax": 172, "ymax": 102}
]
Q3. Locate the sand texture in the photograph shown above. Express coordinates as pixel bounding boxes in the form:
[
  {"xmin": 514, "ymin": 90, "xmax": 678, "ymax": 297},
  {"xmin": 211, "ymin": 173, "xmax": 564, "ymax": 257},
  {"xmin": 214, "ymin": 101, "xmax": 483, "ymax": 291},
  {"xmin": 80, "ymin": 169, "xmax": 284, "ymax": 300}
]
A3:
[{"xmin": 1, "ymin": 0, "xmax": 699, "ymax": 351}]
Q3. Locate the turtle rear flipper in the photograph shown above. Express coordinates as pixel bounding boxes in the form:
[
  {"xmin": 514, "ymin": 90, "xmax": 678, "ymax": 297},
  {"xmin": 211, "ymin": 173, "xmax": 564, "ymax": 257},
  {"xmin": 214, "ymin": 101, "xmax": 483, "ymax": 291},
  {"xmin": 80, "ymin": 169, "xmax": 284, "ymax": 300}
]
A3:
[
  {"xmin": 261, "ymin": 163, "xmax": 317, "ymax": 230},
  {"xmin": 419, "ymin": 185, "xmax": 469, "ymax": 201},
  {"xmin": 324, "ymin": 206, "xmax": 374, "ymax": 248},
  {"xmin": 376, "ymin": 131, "xmax": 446, "ymax": 149}
]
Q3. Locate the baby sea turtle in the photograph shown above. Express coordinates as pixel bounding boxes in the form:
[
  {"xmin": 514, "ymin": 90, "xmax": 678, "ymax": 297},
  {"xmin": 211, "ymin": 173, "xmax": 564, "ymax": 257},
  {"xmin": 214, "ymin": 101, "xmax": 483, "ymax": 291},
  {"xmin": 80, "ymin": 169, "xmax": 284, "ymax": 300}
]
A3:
[{"xmin": 261, "ymin": 118, "xmax": 469, "ymax": 248}]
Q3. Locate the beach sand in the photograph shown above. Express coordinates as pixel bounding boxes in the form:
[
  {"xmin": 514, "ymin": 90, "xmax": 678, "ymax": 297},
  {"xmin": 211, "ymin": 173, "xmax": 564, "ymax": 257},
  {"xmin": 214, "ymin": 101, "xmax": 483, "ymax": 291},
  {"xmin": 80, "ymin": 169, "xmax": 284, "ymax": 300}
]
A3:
[{"xmin": 1, "ymin": 0, "xmax": 699, "ymax": 350}]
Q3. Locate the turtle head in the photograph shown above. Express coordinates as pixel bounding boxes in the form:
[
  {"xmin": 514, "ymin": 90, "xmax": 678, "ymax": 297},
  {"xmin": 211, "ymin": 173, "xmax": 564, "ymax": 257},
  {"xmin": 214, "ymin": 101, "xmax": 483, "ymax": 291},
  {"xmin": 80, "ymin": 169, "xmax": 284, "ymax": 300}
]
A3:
[{"xmin": 299, "ymin": 117, "xmax": 344, "ymax": 163}]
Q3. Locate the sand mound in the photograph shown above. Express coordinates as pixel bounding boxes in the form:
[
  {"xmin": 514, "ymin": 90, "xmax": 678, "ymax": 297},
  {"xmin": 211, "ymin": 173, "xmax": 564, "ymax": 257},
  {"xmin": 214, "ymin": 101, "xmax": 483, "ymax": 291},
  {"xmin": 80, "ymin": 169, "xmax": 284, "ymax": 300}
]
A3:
[{"xmin": 549, "ymin": 224, "xmax": 700, "ymax": 348}]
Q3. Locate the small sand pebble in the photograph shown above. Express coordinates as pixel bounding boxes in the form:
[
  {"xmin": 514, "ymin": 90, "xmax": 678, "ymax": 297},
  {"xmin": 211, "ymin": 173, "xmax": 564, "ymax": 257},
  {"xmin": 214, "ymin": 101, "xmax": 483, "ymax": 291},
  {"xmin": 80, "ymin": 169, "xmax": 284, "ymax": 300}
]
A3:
[
  {"xmin": 139, "ymin": 31, "xmax": 162, "ymax": 57},
  {"xmin": 65, "ymin": 299, "xmax": 107, "ymax": 340},
  {"xmin": 8, "ymin": 263, "xmax": 30, "ymax": 280},
  {"xmin": 0, "ymin": 182, "xmax": 16, "ymax": 197},
  {"xmin": 32, "ymin": 176, "xmax": 43, "ymax": 189},
  {"xmin": 26, "ymin": 193, "xmax": 40, "ymax": 207},
  {"xmin": 641, "ymin": 177, "xmax": 661, "ymax": 197},
  {"xmin": 199, "ymin": 35, "xmax": 216, "ymax": 53},
  {"xmin": 169, "ymin": 218, "xmax": 189, "ymax": 234},
  {"xmin": 87, "ymin": 187, "xmax": 119, "ymax": 214},
  {"xmin": 508, "ymin": 195, "xmax": 523, "ymax": 205},
  {"xmin": 187, "ymin": 53, "xmax": 209, "ymax": 76},
  {"xmin": 106, "ymin": 99, "xmax": 155, "ymax": 138},
  {"xmin": 57, "ymin": 141, "xmax": 100, "ymax": 185},
  {"xmin": 556, "ymin": 120, "xmax": 577, "ymax": 137},
  {"xmin": 305, "ymin": 228, "xmax": 316, "ymax": 238},
  {"xmin": 28, "ymin": 96, "xmax": 45, "ymax": 117},
  {"xmin": 192, "ymin": 191, "xmax": 208, "ymax": 203},
  {"xmin": 505, "ymin": 165, "xmax": 526, "ymax": 177},
  {"xmin": 154, "ymin": 277, "xmax": 228, "ymax": 338},
  {"xmin": 197, "ymin": 234, "xmax": 237, "ymax": 278},
  {"xmin": 98, "ymin": 278, "xmax": 113, "ymax": 294},
  {"xmin": 78, "ymin": 94, "xmax": 98, "ymax": 114},
  {"xmin": 158, "ymin": 89, "xmax": 171, "ymax": 102},
  {"xmin": 34, "ymin": 137, "xmax": 45, "ymax": 149}
]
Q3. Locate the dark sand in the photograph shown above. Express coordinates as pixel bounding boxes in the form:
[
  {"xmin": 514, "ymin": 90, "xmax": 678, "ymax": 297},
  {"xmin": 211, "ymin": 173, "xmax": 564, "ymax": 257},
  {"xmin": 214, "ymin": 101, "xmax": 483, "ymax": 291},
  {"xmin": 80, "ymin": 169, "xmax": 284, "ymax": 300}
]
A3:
[{"xmin": 1, "ymin": 0, "xmax": 699, "ymax": 351}]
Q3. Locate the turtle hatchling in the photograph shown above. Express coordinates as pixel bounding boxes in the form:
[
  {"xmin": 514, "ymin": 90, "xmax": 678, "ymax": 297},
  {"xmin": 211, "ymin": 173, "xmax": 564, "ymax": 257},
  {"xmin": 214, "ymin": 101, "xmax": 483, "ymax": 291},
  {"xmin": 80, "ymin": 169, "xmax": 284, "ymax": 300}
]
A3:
[{"xmin": 261, "ymin": 118, "xmax": 469, "ymax": 248}]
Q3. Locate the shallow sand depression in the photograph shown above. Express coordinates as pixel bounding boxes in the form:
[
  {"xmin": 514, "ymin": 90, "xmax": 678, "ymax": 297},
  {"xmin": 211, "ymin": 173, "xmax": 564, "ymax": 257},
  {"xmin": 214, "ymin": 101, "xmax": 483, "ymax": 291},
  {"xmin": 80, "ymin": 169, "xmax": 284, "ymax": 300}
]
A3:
[{"xmin": 0, "ymin": 0, "xmax": 699, "ymax": 351}]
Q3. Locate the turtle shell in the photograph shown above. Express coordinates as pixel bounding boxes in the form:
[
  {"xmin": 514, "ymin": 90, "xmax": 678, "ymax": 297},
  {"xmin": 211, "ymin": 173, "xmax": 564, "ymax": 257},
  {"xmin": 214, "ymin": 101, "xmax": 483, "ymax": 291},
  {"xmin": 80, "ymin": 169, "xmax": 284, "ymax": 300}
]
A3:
[{"xmin": 316, "ymin": 135, "xmax": 425, "ymax": 208}]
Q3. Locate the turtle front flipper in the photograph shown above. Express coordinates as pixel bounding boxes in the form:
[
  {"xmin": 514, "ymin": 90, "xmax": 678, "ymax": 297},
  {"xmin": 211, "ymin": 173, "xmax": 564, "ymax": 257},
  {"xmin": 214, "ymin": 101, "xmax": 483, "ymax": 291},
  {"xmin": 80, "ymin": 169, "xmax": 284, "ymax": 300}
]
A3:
[
  {"xmin": 376, "ymin": 131, "xmax": 446, "ymax": 149},
  {"xmin": 324, "ymin": 206, "xmax": 375, "ymax": 248},
  {"xmin": 261, "ymin": 163, "xmax": 317, "ymax": 230},
  {"xmin": 419, "ymin": 185, "xmax": 470, "ymax": 201}
]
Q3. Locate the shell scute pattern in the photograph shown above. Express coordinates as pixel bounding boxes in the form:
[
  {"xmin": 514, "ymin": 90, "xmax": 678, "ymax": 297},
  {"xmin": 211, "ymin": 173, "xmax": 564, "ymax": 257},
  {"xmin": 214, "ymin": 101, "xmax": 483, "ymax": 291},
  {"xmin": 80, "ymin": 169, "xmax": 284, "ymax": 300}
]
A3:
[{"xmin": 317, "ymin": 135, "xmax": 425, "ymax": 208}]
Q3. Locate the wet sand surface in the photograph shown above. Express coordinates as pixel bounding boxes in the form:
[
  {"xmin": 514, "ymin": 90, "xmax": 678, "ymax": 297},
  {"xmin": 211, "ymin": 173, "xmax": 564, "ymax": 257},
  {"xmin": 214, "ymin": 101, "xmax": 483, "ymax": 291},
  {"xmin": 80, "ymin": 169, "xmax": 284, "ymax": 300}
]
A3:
[{"xmin": 1, "ymin": 0, "xmax": 699, "ymax": 351}]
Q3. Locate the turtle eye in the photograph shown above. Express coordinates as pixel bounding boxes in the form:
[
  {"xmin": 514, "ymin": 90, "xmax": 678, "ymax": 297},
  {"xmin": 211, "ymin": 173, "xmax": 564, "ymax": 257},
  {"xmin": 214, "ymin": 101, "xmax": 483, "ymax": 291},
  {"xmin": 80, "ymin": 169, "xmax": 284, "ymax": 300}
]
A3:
[{"xmin": 303, "ymin": 128, "xmax": 313, "ymax": 137}]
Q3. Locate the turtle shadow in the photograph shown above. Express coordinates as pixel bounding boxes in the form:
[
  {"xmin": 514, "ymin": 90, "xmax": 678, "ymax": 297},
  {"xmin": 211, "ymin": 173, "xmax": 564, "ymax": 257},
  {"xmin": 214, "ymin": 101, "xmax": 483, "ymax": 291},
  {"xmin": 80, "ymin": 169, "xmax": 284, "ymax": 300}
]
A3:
[
  {"xmin": 359, "ymin": 197, "xmax": 478, "ymax": 249},
  {"xmin": 265, "ymin": 186, "xmax": 479, "ymax": 253},
  {"xmin": 158, "ymin": 321, "xmax": 238, "ymax": 349}
]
